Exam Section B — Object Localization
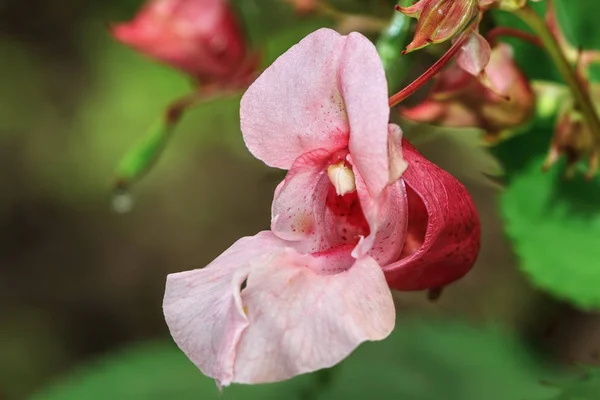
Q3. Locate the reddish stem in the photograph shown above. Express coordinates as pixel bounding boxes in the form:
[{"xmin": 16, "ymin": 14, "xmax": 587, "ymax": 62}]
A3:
[
  {"xmin": 389, "ymin": 32, "xmax": 470, "ymax": 108},
  {"xmin": 486, "ymin": 27, "xmax": 543, "ymax": 48}
]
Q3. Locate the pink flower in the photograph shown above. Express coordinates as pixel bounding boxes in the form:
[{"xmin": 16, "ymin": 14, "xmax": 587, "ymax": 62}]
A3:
[
  {"xmin": 111, "ymin": 0, "xmax": 252, "ymax": 84},
  {"xmin": 163, "ymin": 28, "xmax": 479, "ymax": 386}
]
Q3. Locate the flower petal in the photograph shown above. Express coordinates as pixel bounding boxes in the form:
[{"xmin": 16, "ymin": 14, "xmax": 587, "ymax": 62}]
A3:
[
  {"xmin": 163, "ymin": 231, "xmax": 286, "ymax": 386},
  {"xmin": 351, "ymin": 160, "xmax": 408, "ymax": 265},
  {"xmin": 240, "ymin": 28, "xmax": 350, "ymax": 169},
  {"xmin": 343, "ymin": 33, "xmax": 391, "ymax": 197},
  {"xmin": 457, "ymin": 31, "xmax": 491, "ymax": 79},
  {"xmin": 383, "ymin": 140, "xmax": 480, "ymax": 290},
  {"xmin": 270, "ymin": 148, "xmax": 331, "ymax": 252},
  {"xmin": 233, "ymin": 253, "xmax": 395, "ymax": 383},
  {"xmin": 350, "ymin": 124, "xmax": 409, "ymax": 262},
  {"xmin": 164, "ymin": 232, "xmax": 395, "ymax": 385},
  {"xmin": 240, "ymin": 28, "xmax": 390, "ymax": 189}
]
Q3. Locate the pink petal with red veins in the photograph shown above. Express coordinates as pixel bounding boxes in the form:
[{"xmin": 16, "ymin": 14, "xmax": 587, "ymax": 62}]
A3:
[
  {"xmin": 163, "ymin": 231, "xmax": 284, "ymax": 386},
  {"xmin": 350, "ymin": 157, "xmax": 408, "ymax": 265},
  {"xmin": 383, "ymin": 140, "xmax": 480, "ymax": 290},
  {"xmin": 234, "ymin": 252, "xmax": 395, "ymax": 383},
  {"xmin": 342, "ymin": 35, "xmax": 394, "ymax": 197},
  {"xmin": 351, "ymin": 124, "xmax": 408, "ymax": 263},
  {"xmin": 457, "ymin": 31, "xmax": 491, "ymax": 79},
  {"xmin": 240, "ymin": 29, "xmax": 390, "ymax": 188},
  {"xmin": 164, "ymin": 231, "xmax": 395, "ymax": 385},
  {"xmin": 270, "ymin": 148, "xmax": 332, "ymax": 252}
]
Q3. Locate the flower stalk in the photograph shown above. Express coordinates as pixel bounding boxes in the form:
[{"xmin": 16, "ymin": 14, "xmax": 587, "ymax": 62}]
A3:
[{"xmin": 389, "ymin": 29, "xmax": 471, "ymax": 107}]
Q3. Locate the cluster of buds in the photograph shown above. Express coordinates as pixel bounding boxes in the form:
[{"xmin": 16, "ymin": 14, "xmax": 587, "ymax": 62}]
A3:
[{"xmin": 397, "ymin": 0, "xmax": 600, "ymax": 178}]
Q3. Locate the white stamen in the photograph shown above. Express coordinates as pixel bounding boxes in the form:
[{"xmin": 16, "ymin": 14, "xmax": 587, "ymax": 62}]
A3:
[{"xmin": 327, "ymin": 162, "xmax": 356, "ymax": 196}]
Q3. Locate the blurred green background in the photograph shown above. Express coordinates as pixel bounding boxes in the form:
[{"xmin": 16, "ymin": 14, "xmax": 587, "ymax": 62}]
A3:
[{"xmin": 1, "ymin": 0, "xmax": 599, "ymax": 399}]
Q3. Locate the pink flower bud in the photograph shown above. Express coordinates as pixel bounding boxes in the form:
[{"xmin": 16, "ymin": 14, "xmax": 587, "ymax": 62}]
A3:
[
  {"xmin": 398, "ymin": 0, "xmax": 479, "ymax": 53},
  {"xmin": 401, "ymin": 44, "xmax": 535, "ymax": 142},
  {"xmin": 289, "ymin": 0, "xmax": 317, "ymax": 13},
  {"xmin": 111, "ymin": 0, "xmax": 249, "ymax": 84}
]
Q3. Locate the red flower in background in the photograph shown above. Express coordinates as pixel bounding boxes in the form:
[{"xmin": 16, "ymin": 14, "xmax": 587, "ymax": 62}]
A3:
[{"xmin": 111, "ymin": 0, "xmax": 255, "ymax": 85}]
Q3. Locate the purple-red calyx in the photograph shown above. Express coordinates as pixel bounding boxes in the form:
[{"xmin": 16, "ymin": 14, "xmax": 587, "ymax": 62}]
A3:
[
  {"xmin": 163, "ymin": 29, "xmax": 480, "ymax": 387},
  {"xmin": 111, "ymin": 0, "xmax": 256, "ymax": 85},
  {"xmin": 397, "ymin": 0, "xmax": 480, "ymax": 54}
]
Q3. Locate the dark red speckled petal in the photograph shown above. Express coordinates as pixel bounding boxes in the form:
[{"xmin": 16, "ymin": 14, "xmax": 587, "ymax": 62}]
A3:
[{"xmin": 383, "ymin": 139, "xmax": 480, "ymax": 291}]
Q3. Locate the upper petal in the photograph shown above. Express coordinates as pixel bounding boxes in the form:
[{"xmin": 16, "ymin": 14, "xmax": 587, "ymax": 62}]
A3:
[
  {"xmin": 342, "ymin": 33, "xmax": 392, "ymax": 197},
  {"xmin": 382, "ymin": 140, "xmax": 480, "ymax": 290},
  {"xmin": 240, "ymin": 28, "xmax": 390, "ymax": 185},
  {"xmin": 233, "ymin": 253, "xmax": 395, "ymax": 383}
]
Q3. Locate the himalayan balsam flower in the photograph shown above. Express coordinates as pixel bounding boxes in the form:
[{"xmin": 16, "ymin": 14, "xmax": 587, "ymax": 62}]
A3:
[
  {"xmin": 163, "ymin": 29, "xmax": 480, "ymax": 386},
  {"xmin": 111, "ymin": 0, "xmax": 251, "ymax": 84}
]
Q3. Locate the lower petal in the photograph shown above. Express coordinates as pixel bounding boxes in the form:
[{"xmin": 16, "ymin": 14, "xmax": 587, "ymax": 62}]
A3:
[
  {"xmin": 234, "ymin": 253, "xmax": 395, "ymax": 383},
  {"xmin": 163, "ymin": 231, "xmax": 287, "ymax": 386}
]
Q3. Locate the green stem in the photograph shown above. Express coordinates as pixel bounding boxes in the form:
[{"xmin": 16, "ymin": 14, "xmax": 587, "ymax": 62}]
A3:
[{"xmin": 514, "ymin": 5, "xmax": 600, "ymax": 142}]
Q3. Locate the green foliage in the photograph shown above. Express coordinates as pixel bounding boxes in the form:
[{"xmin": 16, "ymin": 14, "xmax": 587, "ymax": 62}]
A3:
[
  {"xmin": 376, "ymin": 1, "xmax": 414, "ymax": 93},
  {"xmin": 545, "ymin": 367, "xmax": 600, "ymax": 400},
  {"xmin": 501, "ymin": 154, "xmax": 600, "ymax": 309},
  {"xmin": 33, "ymin": 318, "xmax": 558, "ymax": 400},
  {"xmin": 318, "ymin": 318, "xmax": 558, "ymax": 400},
  {"xmin": 553, "ymin": 0, "xmax": 600, "ymax": 50},
  {"xmin": 495, "ymin": 112, "xmax": 600, "ymax": 309}
]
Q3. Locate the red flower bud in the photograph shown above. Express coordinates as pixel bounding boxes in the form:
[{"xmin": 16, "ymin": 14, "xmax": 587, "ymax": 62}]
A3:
[
  {"xmin": 398, "ymin": 0, "xmax": 479, "ymax": 53},
  {"xmin": 111, "ymin": 0, "xmax": 249, "ymax": 84}
]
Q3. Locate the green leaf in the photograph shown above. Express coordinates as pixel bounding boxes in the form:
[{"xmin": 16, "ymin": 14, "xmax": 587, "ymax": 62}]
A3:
[
  {"xmin": 32, "ymin": 318, "xmax": 559, "ymax": 400},
  {"xmin": 554, "ymin": 0, "xmax": 600, "ymax": 50},
  {"xmin": 501, "ymin": 153, "xmax": 600, "ymax": 310},
  {"xmin": 31, "ymin": 341, "xmax": 314, "ymax": 400},
  {"xmin": 317, "ymin": 318, "xmax": 558, "ymax": 400},
  {"xmin": 545, "ymin": 367, "xmax": 600, "ymax": 400}
]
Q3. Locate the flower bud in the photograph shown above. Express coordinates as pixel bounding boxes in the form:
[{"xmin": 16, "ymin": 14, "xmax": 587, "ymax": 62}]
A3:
[
  {"xmin": 544, "ymin": 103, "xmax": 598, "ymax": 178},
  {"xmin": 112, "ymin": 0, "xmax": 249, "ymax": 84},
  {"xmin": 398, "ymin": 0, "xmax": 479, "ymax": 53},
  {"xmin": 288, "ymin": 0, "xmax": 317, "ymax": 13},
  {"xmin": 400, "ymin": 44, "xmax": 535, "ymax": 141}
]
